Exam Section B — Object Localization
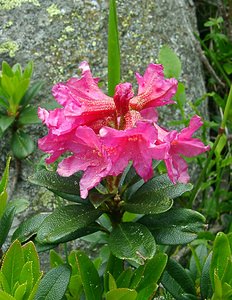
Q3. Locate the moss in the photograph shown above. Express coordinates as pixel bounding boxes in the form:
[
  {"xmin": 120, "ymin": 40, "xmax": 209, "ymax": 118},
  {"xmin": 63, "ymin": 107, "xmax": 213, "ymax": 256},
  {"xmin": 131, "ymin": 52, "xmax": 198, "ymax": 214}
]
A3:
[
  {"xmin": 0, "ymin": 0, "xmax": 40, "ymax": 10},
  {"xmin": 46, "ymin": 4, "xmax": 61, "ymax": 17},
  {"xmin": 64, "ymin": 26, "xmax": 74, "ymax": 33},
  {"xmin": 0, "ymin": 41, "xmax": 19, "ymax": 57}
]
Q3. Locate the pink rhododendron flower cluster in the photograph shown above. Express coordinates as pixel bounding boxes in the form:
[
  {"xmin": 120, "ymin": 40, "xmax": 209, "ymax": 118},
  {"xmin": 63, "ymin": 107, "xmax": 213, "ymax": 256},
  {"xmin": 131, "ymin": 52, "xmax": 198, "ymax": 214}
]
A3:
[{"xmin": 38, "ymin": 61, "xmax": 210, "ymax": 198}]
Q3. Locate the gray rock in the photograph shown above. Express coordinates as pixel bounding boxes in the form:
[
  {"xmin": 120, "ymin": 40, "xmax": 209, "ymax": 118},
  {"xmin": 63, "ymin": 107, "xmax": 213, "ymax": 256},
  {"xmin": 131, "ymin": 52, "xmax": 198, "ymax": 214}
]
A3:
[{"xmin": 0, "ymin": 0, "xmax": 206, "ymax": 265}]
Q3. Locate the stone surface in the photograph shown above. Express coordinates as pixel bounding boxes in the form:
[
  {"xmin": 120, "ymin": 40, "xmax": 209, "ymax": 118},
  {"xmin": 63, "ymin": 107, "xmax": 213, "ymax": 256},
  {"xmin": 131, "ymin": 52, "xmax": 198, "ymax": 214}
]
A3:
[{"xmin": 0, "ymin": 0, "xmax": 207, "ymax": 263}]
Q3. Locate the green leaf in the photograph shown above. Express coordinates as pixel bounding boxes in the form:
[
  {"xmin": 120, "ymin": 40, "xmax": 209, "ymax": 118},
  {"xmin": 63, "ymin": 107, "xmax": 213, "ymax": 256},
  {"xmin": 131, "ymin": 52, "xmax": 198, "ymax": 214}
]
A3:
[
  {"xmin": 23, "ymin": 61, "xmax": 33, "ymax": 79},
  {"xmin": 0, "ymin": 115, "xmax": 15, "ymax": 135},
  {"xmin": 124, "ymin": 196, "xmax": 173, "ymax": 215},
  {"xmin": 14, "ymin": 282, "xmax": 27, "ymax": 300},
  {"xmin": 21, "ymin": 80, "xmax": 44, "ymax": 107},
  {"xmin": 139, "ymin": 208, "xmax": 205, "ymax": 245},
  {"xmin": 0, "ymin": 190, "xmax": 7, "ymax": 219},
  {"xmin": 116, "ymin": 268, "xmax": 133, "ymax": 288},
  {"xmin": 108, "ymin": 0, "xmax": 120, "ymax": 96},
  {"xmin": 104, "ymin": 254, "xmax": 124, "ymax": 291},
  {"xmin": 109, "ymin": 222, "xmax": 156, "ymax": 265},
  {"xmin": 29, "ymin": 169, "xmax": 84, "ymax": 199},
  {"xmin": 19, "ymin": 262, "xmax": 33, "ymax": 299},
  {"xmin": 67, "ymin": 274, "xmax": 83, "ymax": 300},
  {"xmin": 1, "ymin": 240, "xmax": 24, "ymax": 294},
  {"xmin": 0, "ymin": 157, "xmax": 11, "ymax": 193},
  {"xmin": 0, "ymin": 157, "xmax": 11, "ymax": 218},
  {"xmin": 34, "ymin": 264, "xmax": 71, "ymax": 300},
  {"xmin": 210, "ymin": 232, "xmax": 231, "ymax": 288},
  {"xmin": 50, "ymin": 250, "xmax": 64, "ymax": 268},
  {"xmin": 36, "ymin": 204, "xmax": 102, "ymax": 244},
  {"xmin": 136, "ymin": 283, "xmax": 157, "ymax": 300},
  {"xmin": 11, "ymin": 130, "xmax": 34, "ymax": 159},
  {"xmin": 161, "ymin": 258, "xmax": 196, "ymax": 299},
  {"xmin": 129, "ymin": 174, "xmax": 192, "ymax": 202},
  {"xmin": 136, "ymin": 252, "xmax": 168, "ymax": 291},
  {"xmin": 200, "ymin": 252, "xmax": 213, "ymax": 300},
  {"xmin": 18, "ymin": 105, "xmax": 40, "ymax": 125},
  {"xmin": 22, "ymin": 241, "xmax": 41, "ymax": 283},
  {"xmin": 2, "ymin": 61, "xmax": 14, "ymax": 77},
  {"xmin": 105, "ymin": 288, "xmax": 137, "ymax": 300},
  {"xmin": 173, "ymin": 82, "xmax": 186, "ymax": 112},
  {"xmin": 7, "ymin": 198, "xmax": 29, "ymax": 214},
  {"xmin": 75, "ymin": 251, "xmax": 102, "ymax": 300},
  {"xmin": 0, "ymin": 205, "xmax": 16, "ymax": 247},
  {"xmin": 158, "ymin": 45, "xmax": 182, "ymax": 79},
  {"xmin": 12, "ymin": 213, "xmax": 50, "ymax": 243},
  {"xmin": 0, "ymin": 291, "xmax": 15, "ymax": 300},
  {"xmin": 108, "ymin": 273, "xmax": 117, "ymax": 290}
]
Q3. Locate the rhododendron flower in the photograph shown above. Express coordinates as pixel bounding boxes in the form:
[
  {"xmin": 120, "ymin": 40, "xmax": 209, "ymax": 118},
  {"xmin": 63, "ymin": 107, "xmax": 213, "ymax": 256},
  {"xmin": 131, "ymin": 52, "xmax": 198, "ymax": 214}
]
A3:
[
  {"xmin": 100, "ymin": 121, "xmax": 168, "ymax": 180},
  {"xmin": 155, "ymin": 115, "xmax": 210, "ymax": 183},
  {"xmin": 38, "ymin": 61, "xmax": 209, "ymax": 199}
]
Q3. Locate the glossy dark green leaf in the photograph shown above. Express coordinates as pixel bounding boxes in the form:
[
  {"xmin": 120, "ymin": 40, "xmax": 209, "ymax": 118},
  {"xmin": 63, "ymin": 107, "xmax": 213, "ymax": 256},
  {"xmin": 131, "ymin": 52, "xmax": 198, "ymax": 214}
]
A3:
[
  {"xmin": 18, "ymin": 105, "xmax": 40, "ymax": 125},
  {"xmin": 49, "ymin": 189, "xmax": 84, "ymax": 203},
  {"xmin": 34, "ymin": 264, "xmax": 71, "ymax": 300},
  {"xmin": 158, "ymin": 45, "xmax": 182, "ymax": 79},
  {"xmin": 29, "ymin": 169, "xmax": 83, "ymax": 198},
  {"xmin": 129, "ymin": 174, "xmax": 192, "ymax": 203},
  {"xmin": 200, "ymin": 252, "xmax": 213, "ymax": 300},
  {"xmin": 21, "ymin": 80, "xmax": 44, "ymax": 107},
  {"xmin": 12, "ymin": 213, "xmax": 50, "ymax": 243},
  {"xmin": 36, "ymin": 204, "xmax": 102, "ymax": 244},
  {"xmin": 0, "ymin": 115, "xmax": 15, "ymax": 135},
  {"xmin": 161, "ymin": 258, "xmax": 196, "ymax": 299},
  {"xmin": 11, "ymin": 130, "xmax": 34, "ymax": 159},
  {"xmin": 1, "ymin": 240, "xmax": 24, "ymax": 294},
  {"xmin": 0, "ymin": 205, "xmax": 16, "ymax": 247},
  {"xmin": 75, "ymin": 251, "xmax": 102, "ymax": 300},
  {"xmin": 139, "ymin": 208, "xmax": 205, "ymax": 245},
  {"xmin": 109, "ymin": 222, "xmax": 156, "ymax": 265},
  {"xmin": 105, "ymin": 288, "xmax": 137, "ymax": 300},
  {"xmin": 108, "ymin": 0, "xmax": 120, "ymax": 96},
  {"xmin": 124, "ymin": 196, "xmax": 173, "ymax": 215}
]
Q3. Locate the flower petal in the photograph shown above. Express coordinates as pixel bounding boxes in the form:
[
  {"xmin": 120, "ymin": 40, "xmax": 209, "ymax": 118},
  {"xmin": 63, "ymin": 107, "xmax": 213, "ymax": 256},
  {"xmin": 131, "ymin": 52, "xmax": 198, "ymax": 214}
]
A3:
[{"xmin": 129, "ymin": 63, "xmax": 178, "ymax": 111}]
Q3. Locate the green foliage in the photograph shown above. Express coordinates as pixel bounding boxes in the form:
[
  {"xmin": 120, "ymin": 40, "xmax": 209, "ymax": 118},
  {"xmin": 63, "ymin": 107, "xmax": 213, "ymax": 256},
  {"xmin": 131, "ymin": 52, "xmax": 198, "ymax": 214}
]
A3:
[
  {"xmin": 0, "ymin": 240, "xmax": 43, "ymax": 300},
  {"xmin": 158, "ymin": 45, "xmax": 182, "ymax": 79},
  {"xmin": 108, "ymin": 0, "xmax": 120, "ymax": 96},
  {"xmin": 109, "ymin": 222, "xmax": 156, "ymax": 265},
  {"xmin": 139, "ymin": 208, "xmax": 205, "ymax": 245},
  {"xmin": 0, "ymin": 158, "xmax": 29, "ymax": 251},
  {"xmin": 0, "ymin": 61, "xmax": 43, "ymax": 159},
  {"xmin": 34, "ymin": 264, "xmax": 71, "ymax": 300}
]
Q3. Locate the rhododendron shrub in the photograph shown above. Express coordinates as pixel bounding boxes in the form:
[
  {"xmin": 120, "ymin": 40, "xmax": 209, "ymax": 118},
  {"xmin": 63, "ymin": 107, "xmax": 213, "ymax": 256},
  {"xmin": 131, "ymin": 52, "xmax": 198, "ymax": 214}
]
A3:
[{"xmin": 38, "ymin": 61, "xmax": 209, "ymax": 199}]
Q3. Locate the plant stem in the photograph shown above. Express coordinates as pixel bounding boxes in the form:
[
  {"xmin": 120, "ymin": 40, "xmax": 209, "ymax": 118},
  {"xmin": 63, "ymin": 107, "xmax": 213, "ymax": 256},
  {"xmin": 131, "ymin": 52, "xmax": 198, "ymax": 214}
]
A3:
[{"xmin": 190, "ymin": 84, "xmax": 232, "ymax": 206}]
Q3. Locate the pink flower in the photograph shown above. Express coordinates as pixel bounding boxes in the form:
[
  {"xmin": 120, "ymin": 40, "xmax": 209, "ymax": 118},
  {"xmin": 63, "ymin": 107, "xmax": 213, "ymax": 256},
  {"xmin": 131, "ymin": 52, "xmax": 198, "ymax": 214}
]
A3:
[
  {"xmin": 100, "ymin": 122, "xmax": 168, "ymax": 181},
  {"xmin": 57, "ymin": 126, "xmax": 112, "ymax": 199},
  {"xmin": 155, "ymin": 115, "xmax": 210, "ymax": 183},
  {"xmin": 52, "ymin": 61, "xmax": 116, "ymax": 130},
  {"xmin": 129, "ymin": 64, "xmax": 178, "ymax": 111}
]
